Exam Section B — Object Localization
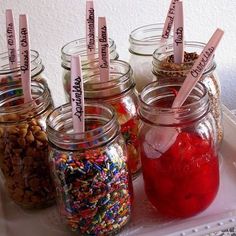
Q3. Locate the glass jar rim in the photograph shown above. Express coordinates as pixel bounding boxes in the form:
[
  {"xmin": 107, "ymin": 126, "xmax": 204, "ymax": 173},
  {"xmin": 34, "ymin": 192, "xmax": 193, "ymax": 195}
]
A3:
[
  {"xmin": 0, "ymin": 80, "xmax": 50, "ymax": 123},
  {"xmin": 0, "ymin": 49, "xmax": 43, "ymax": 76},
  {"xmin": 84, "ymin": 59, "xmax": 135, "ymax": 99},
  {"xmin": 129, "ymin": 23, "xmax": 173, "ymax": 56},
  {"xmin": 46, "ymin": 102, "xmax": 119, "ymax": 150},
  {"xmin": 61, "ymin": 37, "xmax": 119, "ymax": 70},
  {"xmin": 61, "ymin": 37, "xmax": 116, "ymax": 60},
  {"xmin": 139, "ymin": 80, "xmax": 208, "ymax": 115},
  {"xmin": 152, "ymin": 41, "xmax": 216, "ymax": 75},
  {"xmin": 129, "ymin": 23, "xmax": 165, "ymax": 45}
]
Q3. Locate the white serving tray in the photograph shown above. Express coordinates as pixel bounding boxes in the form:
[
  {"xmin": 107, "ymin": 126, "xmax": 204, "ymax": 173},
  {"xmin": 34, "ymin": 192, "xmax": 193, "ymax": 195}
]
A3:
[{"xmin": 0, "ymin": 105, "xmax": 236, "ymax": 236}]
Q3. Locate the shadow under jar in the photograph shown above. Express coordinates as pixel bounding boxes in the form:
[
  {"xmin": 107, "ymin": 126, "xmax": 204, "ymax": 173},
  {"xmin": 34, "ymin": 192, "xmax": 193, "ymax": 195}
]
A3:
[
  {"xmin": 128, "ymin": 23, "xmax": 172, "ymax": 93},
  {"xmin": 0, "ymin": 80, "xmax": 55, "ymax": 209},
  {"xmin": 46, "ymin": 102, "xmax": 132, "ymax": 235},
  {"xmin": 84, "ymin": 60, "xmax": 141, "ymax": 179},
  {"xmin": 0, "ymin": 49, "xmax": 49, "ymax": 86},
  {"xmin": 61, "ymin": 37, "xmax": 119, "ymax": 101},
  {"xmin": 138, "ymin": 81, "xmax": 219, "ymax": 218},
  {"xmin": 152, "ymin": 41, "xmax": 223, "ymax": 146}
]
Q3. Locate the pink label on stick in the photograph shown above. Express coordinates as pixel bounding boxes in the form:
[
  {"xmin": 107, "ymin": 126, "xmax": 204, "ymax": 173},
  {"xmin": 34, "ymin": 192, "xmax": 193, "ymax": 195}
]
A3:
[
  {"xmin": 172, "ymin": 28, "xmax": 224, "ymax": 108},
  {"xmin": 98, "ymin": 17, "xmax": 110, "ymax": 82},
  {"xmin": 19, "ymin": 14, "xmax": 32, "ymax": 103},
  {"xmin": 174, "ymin": 1, "xmax": 184, "ymax": 64},
  {"xmin": 6, "ymin": 9, "xmax": 18, "ymax": 71},
  {"xmin": 86, "ymin": 1, "xmax": 95, "ymax": 58},
  {"xmin": 145, "ymin": 28, "xmax": 224, "ymax": 159},
  {"xmin": 161, "ymin": 0, "xmax": 179, "ymax": 44},
  {"xmin": 71, "ymin": 55, "xmax": 85, "ymax": 133}
]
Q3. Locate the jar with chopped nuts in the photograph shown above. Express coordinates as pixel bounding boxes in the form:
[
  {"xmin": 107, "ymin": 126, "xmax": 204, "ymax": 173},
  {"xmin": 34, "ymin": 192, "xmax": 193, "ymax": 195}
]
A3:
[
  {"xmin": 152, "ymin": 41, "xmax": 223, "ymax": 145},
  {"xmin": 128, "ymin": 23, "xmax": 172, "ymax": 93},
  {"xmin": 0, "ymin": 49, "xmax": 49, "ymax": 87},
  {"xmin": 0, "ymin": 80, "xmax": 55, "ymax": 209},
  {"xmin": 61, "ymin": 37, "xmax": 119, "ymax": 101}
]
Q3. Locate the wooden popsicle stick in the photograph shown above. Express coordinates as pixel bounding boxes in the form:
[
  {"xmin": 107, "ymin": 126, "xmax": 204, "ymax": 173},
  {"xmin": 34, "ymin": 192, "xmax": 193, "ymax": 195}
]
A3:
[
  {"xmin": 146, "ymin": 28, "xmax": 224, "ymax": 159},
  {"xmin": 6, "ymin": 9, "xmax": 18, "ymax": 73},
  {"xmin": 86, "ymin": 0, "xmax": 95, "ymax": 60},
  {"xmin": 161, "ymin": 0, "xmax": 179, "ymax": 44},
  {"xmin": 173, "ymin": 1, "xmax": 184, "ymax": 64},
  {"xmin": 98, "ymin": 17, "xmax": 110, "ymax": 82},
  {"xmin": 71, "ymin": 55, "xmax": 85, "ymax": 133},
  {"xmin": 172, "ymin": 28, "xmax": 224, "ymax": 108},
  {"xmin": 19, "ymin": 14, "xmax": 32, "ymax": 103}
]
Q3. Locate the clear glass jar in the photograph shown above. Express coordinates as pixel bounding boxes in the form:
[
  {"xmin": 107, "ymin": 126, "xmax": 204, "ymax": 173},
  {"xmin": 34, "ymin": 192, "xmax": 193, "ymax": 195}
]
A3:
[
  {"xmin": 129, "ymin": 23, "xmax": 172, "ymax": 93},
  {"xmin": 0, "ymin": 80, "xmax": 55, "ymax": 209},
  {"xmin": 138, "ymin": 81, "xmax": 219, "ymax": 218},
  {"xmin": 61, "ymin": 37, "xmax": 119, "ymax": 101},
  {"xmin": 46, "ymin": 102, "xmax": 132, "ymax": 235},
  {"xmin": 0, "ymin": 49, "xmax": 48, "ymax": 86},
  {"xmin": 152, "ymin": 41, "xmax": 223, "ymax": 145},
  {"xmin": 84, "ymin": 60, "xmax": 141, "ymax": 179}
]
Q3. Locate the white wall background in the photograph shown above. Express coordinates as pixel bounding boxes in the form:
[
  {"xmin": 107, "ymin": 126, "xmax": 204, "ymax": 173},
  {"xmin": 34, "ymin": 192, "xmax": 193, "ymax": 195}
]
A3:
[{"xmin": 0, "ymin": 0, "xmax": 236, "ymax": 109}]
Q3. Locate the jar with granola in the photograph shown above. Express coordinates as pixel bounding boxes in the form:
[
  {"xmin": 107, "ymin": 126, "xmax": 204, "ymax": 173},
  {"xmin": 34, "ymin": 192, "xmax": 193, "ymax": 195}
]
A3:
[
  {"xmin": 0, "ymin": 80, "xmax": 55, "ymax": 209},
  {"xmin": 152, "ymin": 41, "xmax": 223, "ymax": 145},
  {"xmin": 61, "ymin": 37, "xmax": 119, "ymax": 101},
  {"xmin": 84, "ymin": 60, "xmax": 141, "ymax": 179}
]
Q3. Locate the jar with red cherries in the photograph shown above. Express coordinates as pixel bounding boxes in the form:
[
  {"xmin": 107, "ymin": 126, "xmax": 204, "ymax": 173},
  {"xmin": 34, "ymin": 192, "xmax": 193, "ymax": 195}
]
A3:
[{"xmin": 138, "ymin": 81, "xmax": 219, "ymax": 218}]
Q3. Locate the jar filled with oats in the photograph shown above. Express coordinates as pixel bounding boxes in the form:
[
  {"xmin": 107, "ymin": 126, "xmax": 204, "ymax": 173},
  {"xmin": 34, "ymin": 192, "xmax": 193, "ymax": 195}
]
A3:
[
  {"xmin": 61, "ymin": 37, "xmax": 119, "ymax": 101},
  {"xmin": 128, "ymin": 23, "xmax": 172, "ymax": 93},
  {"xmin": 152, "ymin": 41, "xmax": 223, "ymax": 145},
  {"xmin": 0, "ymin": 80, "xmax": 55, "ymax": 209},
  {"xmin": 0, "ymin": 49, "xmax": 48, "ymax": 86}
]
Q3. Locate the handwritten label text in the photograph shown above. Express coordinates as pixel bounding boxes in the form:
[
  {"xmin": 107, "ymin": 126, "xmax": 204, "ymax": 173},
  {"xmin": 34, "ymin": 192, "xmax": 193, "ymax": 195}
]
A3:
[
  {"xmin": 71, "ymin": 76, "xmax": 84, "ymax": 121},
  {"xmin": 174, "ymin": 27, "xmax": 183, "ymax": 46},
  {"xmin": 99, "ymin": 25, "xmax": 109, "ymax": 69},
  {"xmin": 162, "ymin": 0, "xmax": 179, "ymax": 39},
  {"xmin": 191, "ymin": 47, "xmax": 214, "ymax": 78},
  {"xmin": 87, "ymin": 8, "xmax": 95, "ymax": 52}
]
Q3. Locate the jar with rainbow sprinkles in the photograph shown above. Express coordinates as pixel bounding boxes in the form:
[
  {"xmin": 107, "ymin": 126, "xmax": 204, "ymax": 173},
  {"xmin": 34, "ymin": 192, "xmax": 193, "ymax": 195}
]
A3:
[
  {"xmin": 83, "ymin": 60, "xmax": 141, "ymax": 179},
  {"xmin": 46, "ymin": 102, "xmax": 132, "ymax": 235}
]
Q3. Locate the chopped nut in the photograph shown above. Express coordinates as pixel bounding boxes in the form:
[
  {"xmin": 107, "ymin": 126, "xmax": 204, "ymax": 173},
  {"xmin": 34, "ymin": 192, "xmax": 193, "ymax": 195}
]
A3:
[
  {"xmin": 19, "ymin": 128, "xmax": 28, "ymax": 137},
  {"xmin": 36, "ymin": 131, "xmax": 47, "ymax": 142},
  {"xmin": 31, "ymin": 125, "xmax": 42, "ymax": 134},
  {"xmin": 25, "ymin": 131, "xmax": 34, "ymax": 143},
  {"xmin": 18, "ymin": 137, "xmax": 26, "ymax": 146}
]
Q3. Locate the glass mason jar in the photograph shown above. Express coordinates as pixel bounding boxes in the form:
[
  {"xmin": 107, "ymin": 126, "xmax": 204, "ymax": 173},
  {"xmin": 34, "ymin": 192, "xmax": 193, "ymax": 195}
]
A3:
[
  {"xmin": 152, "ymin": 41, "xmax": 223, "ymax": 145},
  {"xmin": 129, "ymin": 23, "xmax": 172, "ymax": 93},
  {"xmin": 61, "ymin": 37, "xmax": 119, "ymax": 101},
  {"xmin": 46, "ymin": 102, "xmax": 132, "ymax": 235},
  {"xmin": 0, "ymin": 80, "xmax": 55, "ymax": 209},
  {"xmin": 0, "ymin": 49, "xmax": 48, "ymax": 86},
  {"xmin": 84, "ymin": 60, "xmax": 141, "ymax": 179},
  {"xmin": 138, "ymin": 81, "xmax": 219, "ymax": 218}
]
